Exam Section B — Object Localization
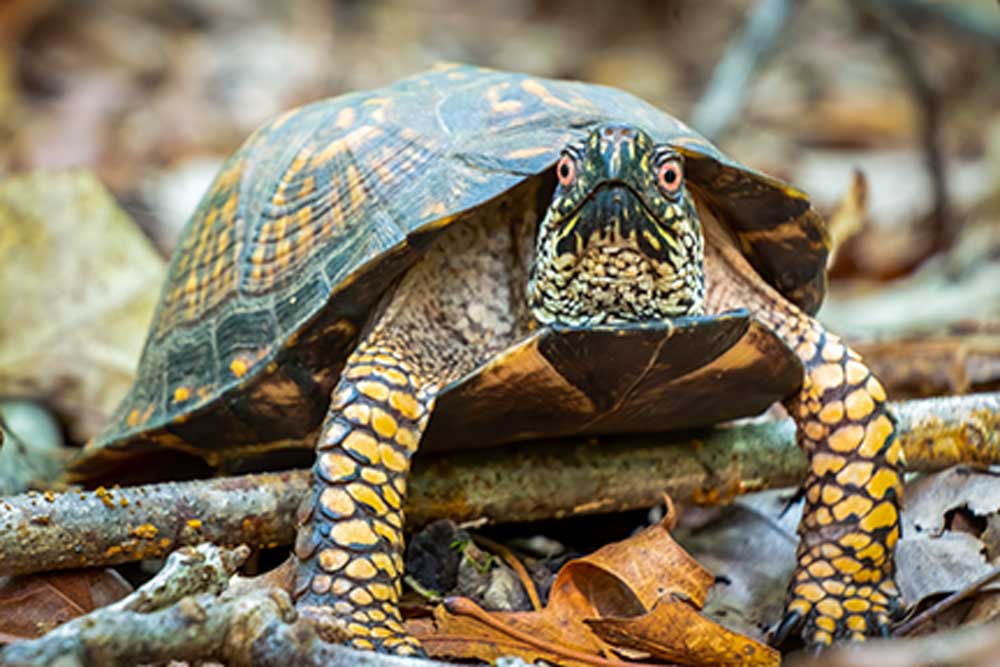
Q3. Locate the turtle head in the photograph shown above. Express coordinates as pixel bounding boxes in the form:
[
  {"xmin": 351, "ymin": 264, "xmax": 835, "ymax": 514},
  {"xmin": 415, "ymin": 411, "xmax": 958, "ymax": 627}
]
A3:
[{"xmin": 528, "ymin": 124, "xmax": 705, "ymax": 325}]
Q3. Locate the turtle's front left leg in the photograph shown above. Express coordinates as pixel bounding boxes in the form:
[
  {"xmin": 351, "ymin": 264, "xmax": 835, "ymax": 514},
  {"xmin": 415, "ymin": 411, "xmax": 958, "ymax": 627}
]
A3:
[
  {"xmin": 705, "ymin": 240, "xmax": 904, "ymax": 648},
  {"xmin": 767, "ymin": 311, "xmax": 905, "ymax": 647},
  {"xmin": 293, "ymin": 340, "xmax": 435, "ymax": 656}
]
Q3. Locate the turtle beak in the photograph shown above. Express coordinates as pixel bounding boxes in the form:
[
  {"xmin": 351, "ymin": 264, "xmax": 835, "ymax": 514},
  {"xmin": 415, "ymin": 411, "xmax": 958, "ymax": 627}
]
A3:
[{"xmin": 556, "ymin": 184, "xmax": 668, "ymax": 262}]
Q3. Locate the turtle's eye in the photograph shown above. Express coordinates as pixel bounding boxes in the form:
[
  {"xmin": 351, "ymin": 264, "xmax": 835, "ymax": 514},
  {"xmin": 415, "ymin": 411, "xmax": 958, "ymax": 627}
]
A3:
[
  {"xmin": 656, "ymin": 159, "xmax": 683, "ymax": 197},
  {"xmin": 556, "ymin": 155, "xmax": 576, "ymax": 187}
]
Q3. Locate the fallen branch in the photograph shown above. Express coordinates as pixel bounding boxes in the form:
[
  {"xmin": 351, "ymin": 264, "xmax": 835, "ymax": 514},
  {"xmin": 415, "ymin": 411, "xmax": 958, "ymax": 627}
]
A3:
[
  {"xmin": 690, "ymin": 0, "xmax": 796, "ymax": 139},
  {"xmin": 0, "ymin": 471, "xmax": 307, "ymax": 575},
  {"xmin": 851, "ymin": 0, "xmax": 952, "ymax": 250},
  {"xmin": 0, "ymin": 393, "xmax": 997, "ymax": 577},
  {"xmin": 0, "ymin": 543, "xmax": 455, "ymax": 667},
  {"xmin": 893, "ymin": 563, "xmax": 1000, "ymax": 637},
  {"xmin": 853, "ymin": 334, "xmax": 1000, "ymax": 399}
]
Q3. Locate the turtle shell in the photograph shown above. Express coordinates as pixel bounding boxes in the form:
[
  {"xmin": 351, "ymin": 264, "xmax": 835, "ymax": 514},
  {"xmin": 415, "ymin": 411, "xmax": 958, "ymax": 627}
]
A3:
[{"xmin": 77, "ymin": 64, "xmax": 827, "ymax": 480}]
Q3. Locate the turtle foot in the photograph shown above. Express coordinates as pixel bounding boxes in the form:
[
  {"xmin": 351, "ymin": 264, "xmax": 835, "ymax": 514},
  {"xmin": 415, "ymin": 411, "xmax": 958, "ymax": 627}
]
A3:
[
  {"xmin": 771, "ymin": 568, "xmax": 901, "ymax": 648},
  {"xmin": 297, "ymin": 601, "xmax": 426, "ymax": 657}
]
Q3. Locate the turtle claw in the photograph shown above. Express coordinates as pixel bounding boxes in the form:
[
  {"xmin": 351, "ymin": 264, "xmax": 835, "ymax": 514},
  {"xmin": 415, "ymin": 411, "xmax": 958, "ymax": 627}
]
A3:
[
  {"xmin": 773, "ymin": 573, "xmax": 903, "ymax": 649},
  {"xmin": 875, "ymin": 612, "xmax": 893, "ymax": 639},
  {"xmin": 770, "ymin": 609, "xmax": 805, "ymax": 648}
]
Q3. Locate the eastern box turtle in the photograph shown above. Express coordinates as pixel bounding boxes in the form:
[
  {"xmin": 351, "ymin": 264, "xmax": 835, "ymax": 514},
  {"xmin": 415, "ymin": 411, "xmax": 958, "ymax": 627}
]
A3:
[{"xmin": 76, "ymin": 64, "xmax": 903, "ymax": 653}]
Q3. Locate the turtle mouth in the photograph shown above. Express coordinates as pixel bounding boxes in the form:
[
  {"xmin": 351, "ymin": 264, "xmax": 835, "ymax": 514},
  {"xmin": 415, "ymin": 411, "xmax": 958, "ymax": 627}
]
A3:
[{"xmin": 553, "ymin": 183, "xmax": 679, "ymax": 265}]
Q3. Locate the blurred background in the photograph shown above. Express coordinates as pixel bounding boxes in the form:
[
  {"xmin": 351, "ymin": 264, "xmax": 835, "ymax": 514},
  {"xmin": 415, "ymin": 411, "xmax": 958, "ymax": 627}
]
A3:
[
  {"xmin": 0, "ymin": 0, "xmax": 996, "ymax": 260},
  {"xmin": 0, "ymin": 0, "xmax": 998, "ymax": 453}
]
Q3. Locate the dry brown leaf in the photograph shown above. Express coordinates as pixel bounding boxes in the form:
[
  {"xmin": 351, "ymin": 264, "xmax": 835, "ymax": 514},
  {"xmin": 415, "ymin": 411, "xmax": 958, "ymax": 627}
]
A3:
[
  {"xmin": 0, "ymin": 171, "xmax": 164, "ymax": 444},
  {"xmin": 0, "ymin": 568, "xmax": 132, "ymax": 642},
  {"xmin": 826, "ymin": 169, "xmax": 869, "ymax": 266},
  {"xmin": 588, "ymin": 596, "xmax": 778, "ymax": 667},
  {"xmin": 415, "ymin": 508, "xmax": 775, "ymax": 667}
]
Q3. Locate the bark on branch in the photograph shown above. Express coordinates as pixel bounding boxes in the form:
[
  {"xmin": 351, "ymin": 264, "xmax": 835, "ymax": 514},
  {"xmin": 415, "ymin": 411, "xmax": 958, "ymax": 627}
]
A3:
[
  {"xmin": 0, "ymin": 543, "xmax": 457, "ymax": 667},
  {"xmin": 0, "ymin": 392, "xmax": 997, "ymax": 578}
]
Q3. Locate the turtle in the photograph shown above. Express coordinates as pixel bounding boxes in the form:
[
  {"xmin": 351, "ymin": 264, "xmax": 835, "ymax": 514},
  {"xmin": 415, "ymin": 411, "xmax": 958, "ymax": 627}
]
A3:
[{"xmin": 75, "ymin": 63, "xmax": 904, "ymax": 654}]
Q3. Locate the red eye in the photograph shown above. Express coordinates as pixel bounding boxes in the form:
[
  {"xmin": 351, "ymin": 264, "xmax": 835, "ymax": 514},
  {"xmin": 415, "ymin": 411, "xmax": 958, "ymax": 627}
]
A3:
[
  {"xmin": 556, "ymin": 155, "xmax": 576, "ymax": 186},
  {"xmin": 657, "ymin": 160, "xmax": 683, "ymax": 195}
]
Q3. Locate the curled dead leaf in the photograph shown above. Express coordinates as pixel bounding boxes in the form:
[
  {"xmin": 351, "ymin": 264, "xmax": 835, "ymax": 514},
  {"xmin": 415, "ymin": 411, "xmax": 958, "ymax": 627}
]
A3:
[
  {"xmin": 414, "ymin": 512, "xmax": 775, "ymax": 667},
  {"xmin": 588, "ymin": 595, "xmax": 778, "ymax": 667}
]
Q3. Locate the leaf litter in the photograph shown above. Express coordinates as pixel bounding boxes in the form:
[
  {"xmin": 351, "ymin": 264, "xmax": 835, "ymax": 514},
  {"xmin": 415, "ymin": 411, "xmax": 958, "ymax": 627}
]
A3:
[{"xmin": 413, "ymin": 500, "xmax": 780, "ymax": 667}]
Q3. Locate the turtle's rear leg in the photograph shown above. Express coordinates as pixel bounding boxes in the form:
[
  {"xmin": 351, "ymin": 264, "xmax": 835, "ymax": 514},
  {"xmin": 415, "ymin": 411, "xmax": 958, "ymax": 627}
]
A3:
[{"xmin": 294, "ymin": 343, "xmax": 433, "ymax": 655}]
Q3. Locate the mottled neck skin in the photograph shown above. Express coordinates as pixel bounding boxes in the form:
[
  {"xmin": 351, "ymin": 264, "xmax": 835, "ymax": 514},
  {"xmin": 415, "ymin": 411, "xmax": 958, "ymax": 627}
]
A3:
[{"xmin": 528, "ymin": 124, "xmax": 705, "ymax": 326}]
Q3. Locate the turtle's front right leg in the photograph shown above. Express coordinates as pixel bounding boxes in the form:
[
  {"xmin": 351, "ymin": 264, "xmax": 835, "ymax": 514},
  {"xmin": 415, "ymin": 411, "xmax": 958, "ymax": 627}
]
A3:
[{"xmin": 294, "ymin": 341, "xmax": 434, "ymax": 656}]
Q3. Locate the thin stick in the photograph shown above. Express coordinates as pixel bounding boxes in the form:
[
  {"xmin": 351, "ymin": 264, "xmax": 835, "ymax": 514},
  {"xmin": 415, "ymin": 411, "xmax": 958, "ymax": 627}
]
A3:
[
  {"xmin": 472, "ymin": 534, "xmax": 544, "ymax": 612},
  {"xmin": 690, "ymin": 0, "xmax": 796, "ymax": 139},
  {"xmin": 893, "ymin": 563, "xmax": 1000, "ymax": 636},
  {"xmin": 851, "ymin": 0, "xmax": 952, "ymax": 249}
]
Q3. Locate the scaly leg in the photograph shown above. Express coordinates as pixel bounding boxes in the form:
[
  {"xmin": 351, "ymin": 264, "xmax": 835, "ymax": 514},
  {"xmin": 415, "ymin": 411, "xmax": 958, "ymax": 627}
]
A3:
[
  {"xmin": 767, "ymin": 314, "xmax": 903, "ymax": 646},
  {"xmin": 294, "ymin": 342, "xmax": 433, "ymax": 655},
  {"xmin": 704, "ymin": 231, "xmax": 903, "ymax": 647},
  {"xmin": 292, "ymin": 201, "xmax": 533, "ymax": 654}
]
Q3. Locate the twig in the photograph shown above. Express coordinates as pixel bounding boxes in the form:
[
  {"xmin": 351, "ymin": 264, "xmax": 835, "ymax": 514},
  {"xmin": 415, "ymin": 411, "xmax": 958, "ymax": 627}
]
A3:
[
  {"xmin": 471, "ymin": 534, "xmax": 543, "ymax": 611},
  {"xmin": 852, "ymin": 334, "xmax": 1000, "ymax": 399},
  {"xmin": 893, "ymin": 562, "xmax": 1000, "ymax": 636},
  {"xmin": 0, "ymin": 393, "xmax": 997, "ymax": 577},
  {"xmin": 0, "ymin": 470, "xmax": 308, "ymax": 575},
  {"xmin": 850, "ymin": 0, "xmax": 952, "ymax": 249},
  {"xmin": 690, "ymin": 0, "xmax": 797, "ymax": 139},
  {"xmin": 883, "ymin": 0, "xmax": 1000, "ymax": 46},
  {"xmin": 109, "ymin": 542, "xmax": 249, "ymax": 612},
  {"xmin": 0, "ymin": 546, "xmax": 455, "ymax": 667},
  {"xmin": 893, "ymin": 392, "xmax": 1000, "ymax": 469}
]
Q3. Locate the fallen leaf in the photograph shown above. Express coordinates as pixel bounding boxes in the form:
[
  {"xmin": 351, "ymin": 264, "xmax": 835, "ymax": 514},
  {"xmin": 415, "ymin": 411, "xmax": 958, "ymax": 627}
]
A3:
[
  {"xmin": 415, "ymin": 506, "xmax": 777, "ymax": 666},
  {"xmin": 895, "ymin": 467, "xmax": 1000, "ymax": 609},
  {"xmin": 588, "ymin": 595, "xmax": 778, "ymax": 667},
  {"xmin": 0, "ymin": 171, "xmax": 165, "ymax": 445},
  {"xmin": 0, "ymin": 568, "xmax": 132, "ymax": 641},
  {"xmin": 826, "ymin": 169, "xmax": 869, "ymax": 266},
  {"xmin": 904, "ymin": 468, "xmax": 1000, "ymax": 537},
  {"xmin": 678, "ymin": 491, "xmax": 800, "ymax": 642},
  {"xmin": 896, "ymin": 532, "xmax": 996, "ymax": 608},
  {"xmin": 0, "ymin": 400, "xmax": 69, "ymax": 495},
  {"xmin": 964, "ymin": 590, "xmax": 1000, "ymax": 626}
]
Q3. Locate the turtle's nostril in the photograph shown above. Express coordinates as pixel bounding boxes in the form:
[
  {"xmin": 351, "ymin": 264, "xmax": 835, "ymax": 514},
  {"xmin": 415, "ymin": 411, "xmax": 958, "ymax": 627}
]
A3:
[{"xmin": 599, "ymin": 125, "xmax": 636, "ymax": 146}]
